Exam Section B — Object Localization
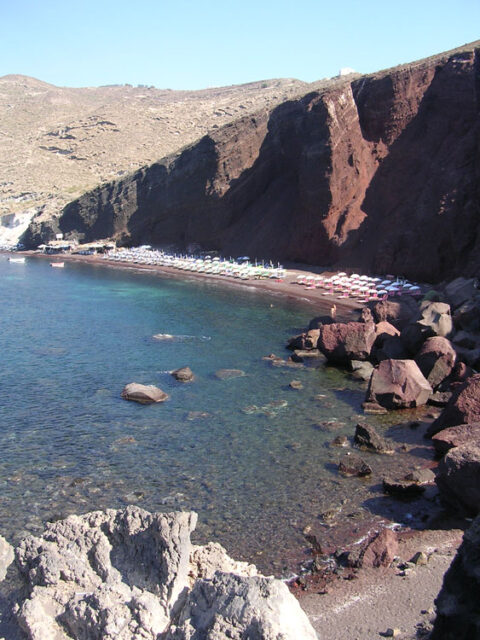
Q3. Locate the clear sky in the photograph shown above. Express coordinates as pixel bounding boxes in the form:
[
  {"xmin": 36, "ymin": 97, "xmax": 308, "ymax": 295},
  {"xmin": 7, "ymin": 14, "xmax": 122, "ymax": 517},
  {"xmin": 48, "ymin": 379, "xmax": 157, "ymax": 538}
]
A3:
[{"xmin": 1, "ymin": 0, "xmax": 479, "ymax": 90}]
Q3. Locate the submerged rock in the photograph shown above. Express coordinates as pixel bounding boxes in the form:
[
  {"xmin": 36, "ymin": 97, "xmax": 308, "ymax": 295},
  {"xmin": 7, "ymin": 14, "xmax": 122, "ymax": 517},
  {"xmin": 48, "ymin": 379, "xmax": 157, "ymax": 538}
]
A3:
[
  {"xmin": 121, "ymin": 382, "xmax": 169, "ymax": 404},
  {"xmin": 214, "ymin": 369, "xmax": 245, "ymax": 380}
]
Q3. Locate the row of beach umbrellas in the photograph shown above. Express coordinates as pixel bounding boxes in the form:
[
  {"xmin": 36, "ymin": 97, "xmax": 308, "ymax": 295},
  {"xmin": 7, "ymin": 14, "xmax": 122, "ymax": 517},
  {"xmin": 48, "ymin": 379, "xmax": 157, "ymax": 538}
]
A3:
[
  {"xmin": 294, "ymin": 272, "xmax": 422, "ymax": 300},
  {"xmin": 103, "ymin": 247, "xmax": 287, "ymax": 281}
]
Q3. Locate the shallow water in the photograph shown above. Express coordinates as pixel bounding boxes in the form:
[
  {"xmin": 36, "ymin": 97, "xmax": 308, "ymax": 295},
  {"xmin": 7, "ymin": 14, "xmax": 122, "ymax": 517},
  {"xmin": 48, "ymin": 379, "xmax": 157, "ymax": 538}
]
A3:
[{"xmin": 0, "ymin": 256, "xmax": 436, "ymax": 576}]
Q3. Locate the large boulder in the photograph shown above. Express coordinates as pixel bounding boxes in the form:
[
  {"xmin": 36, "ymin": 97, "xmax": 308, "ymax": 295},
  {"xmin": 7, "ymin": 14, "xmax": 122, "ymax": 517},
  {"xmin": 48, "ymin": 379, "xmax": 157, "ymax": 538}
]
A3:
[
  {"xmin": 431, "ymin": 515, "xmax": 480, "ymax": 639},
  {"xmin": 317, "ymin": 321, "xmax": 376, "ymax": 365},
  {"xmin": 13, "ymin": 507, "xmax": 316, "ymax": 640},
  {"xmin": 369, "ymin": 297, "xmax": 419, "ymax": 330},
  {"xmin": 401, "ymin": 301, "xmax": 454, "ymax": 355},
  {"xmin": 444, "ymin": 277, "xmax": 478, "ymax": 309},
  {"xmin": 165, "ymin": 572, "xmax": 317, "ymax": 640},
  {"xmin": 435, "ymin": 444, "xmax": 480, "ymax": 515},
  {"xmin": 432, "ymin": 423, "xmax": 480, "ymax": 456},
  {"xmin": 415, "ymin": 336, "xmax": 456, "ymax": 391},
  {"xmin": 453, "ymin": 296, "xmax": 480, "ymax": 332},
  {"xmin": 427, "ymin": 374, "xmax": 480, "ymax": 436},
  {"xmin": 418, "ymin": 301, "xmax": 454, "ymax": 338},
  {"xmin": 121, "ymin": 383, "xmax": 169, "ymax": 404},
  {"xmin": 366, "ymin": 359, "xmax": 432, "ymax": 410}
]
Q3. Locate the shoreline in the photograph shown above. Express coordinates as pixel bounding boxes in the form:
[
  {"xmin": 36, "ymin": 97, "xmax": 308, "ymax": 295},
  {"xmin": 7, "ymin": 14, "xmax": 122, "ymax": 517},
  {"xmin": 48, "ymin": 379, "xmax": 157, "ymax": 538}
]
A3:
[
  {"xmin": 15, "ymin": 250, "xmax": 363, "ymax": 320},
  {"xmin": 4, "ymin": 250, "xmax": 461, "ymax": 638}
]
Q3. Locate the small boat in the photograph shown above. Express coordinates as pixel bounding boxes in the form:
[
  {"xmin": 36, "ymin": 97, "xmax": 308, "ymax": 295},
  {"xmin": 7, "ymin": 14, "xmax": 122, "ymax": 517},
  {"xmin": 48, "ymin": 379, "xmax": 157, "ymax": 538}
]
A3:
[
  {"xmin": 50, "ymin": 262, "xmax": 65, "ymax": 268},
  {"xmin": 8, "ymin": 257, "xmax": 25, "ymax": 263}
]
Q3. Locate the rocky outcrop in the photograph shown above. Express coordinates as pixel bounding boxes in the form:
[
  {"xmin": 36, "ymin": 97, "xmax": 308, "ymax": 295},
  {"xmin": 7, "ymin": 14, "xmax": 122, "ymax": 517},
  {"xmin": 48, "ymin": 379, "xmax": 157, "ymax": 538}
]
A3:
[
  {"xmin": 317, "ymin": 321, "xmax": 376, "ymax": 365},
  {"xmin": 435, "ymin": 444, "xmax": 480, "ymax": 515},
  {"xmin": 12, "ymin": 507, "xmax": 317, "ymax": 640},
  {"xmin": 22, "ymin": 42, "xmax": 480, "ymax": 284},
  {"xmin": 121, "ymin": 383, "xmax": 169, "ymax": 404},
  {"xmin": 166, "ymin": 572, "xmax": 317, "ymax": 640},
  {"xmin": 366, "ymin": 359, "xmax": 432, "ymax": 409},
  {"xmin": 431, "ymin": 515, "xmax": 480, "ymax": 639}
]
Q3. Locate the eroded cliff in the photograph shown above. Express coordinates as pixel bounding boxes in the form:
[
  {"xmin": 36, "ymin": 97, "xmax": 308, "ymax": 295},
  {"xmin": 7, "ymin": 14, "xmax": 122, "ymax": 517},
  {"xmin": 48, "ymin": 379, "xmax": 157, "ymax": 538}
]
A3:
[{"xmin": 23, "ymin": 41, "xmax": 480, "ymax": 282}]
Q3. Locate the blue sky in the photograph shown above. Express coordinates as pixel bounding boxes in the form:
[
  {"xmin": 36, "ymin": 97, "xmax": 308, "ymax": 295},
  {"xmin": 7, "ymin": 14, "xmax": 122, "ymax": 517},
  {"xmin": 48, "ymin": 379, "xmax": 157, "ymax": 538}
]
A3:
[{"xmin": 1, "ymin": 0, "xmax": 479, "ymax": 89}]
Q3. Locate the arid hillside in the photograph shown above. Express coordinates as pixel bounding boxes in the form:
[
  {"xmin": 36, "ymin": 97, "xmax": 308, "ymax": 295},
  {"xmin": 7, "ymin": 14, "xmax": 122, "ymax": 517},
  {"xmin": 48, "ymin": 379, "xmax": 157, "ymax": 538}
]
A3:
[
  {"xmin": 0, "ymin": 75, "xmax": 308, "ymax": 243},
  {"xmin": 23, "ymin": 41, "xmax": 480, "ymax": 283}
]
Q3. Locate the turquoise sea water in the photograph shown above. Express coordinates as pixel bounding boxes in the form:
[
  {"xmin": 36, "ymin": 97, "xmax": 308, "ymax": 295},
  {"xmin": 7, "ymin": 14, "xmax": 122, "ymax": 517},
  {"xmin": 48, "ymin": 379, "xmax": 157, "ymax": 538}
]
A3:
[{"xmin": 0, "ymin": 256, "xmax": 435, "ymax": 575}]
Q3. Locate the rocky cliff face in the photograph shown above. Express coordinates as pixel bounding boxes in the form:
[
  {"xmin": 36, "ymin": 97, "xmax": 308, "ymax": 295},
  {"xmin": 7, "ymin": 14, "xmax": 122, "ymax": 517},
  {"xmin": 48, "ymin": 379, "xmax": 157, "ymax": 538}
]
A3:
[{"xmin": 23, "ymin": 42, "xmax": 480, "ymax": 283}]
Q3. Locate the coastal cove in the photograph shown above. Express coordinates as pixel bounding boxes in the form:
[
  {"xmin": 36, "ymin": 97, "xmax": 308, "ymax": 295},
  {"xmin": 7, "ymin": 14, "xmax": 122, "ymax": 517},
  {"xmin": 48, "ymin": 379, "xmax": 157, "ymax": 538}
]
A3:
[{"xmin": 1, "ymin": 254, "xmax": 440, "ymax": 577}]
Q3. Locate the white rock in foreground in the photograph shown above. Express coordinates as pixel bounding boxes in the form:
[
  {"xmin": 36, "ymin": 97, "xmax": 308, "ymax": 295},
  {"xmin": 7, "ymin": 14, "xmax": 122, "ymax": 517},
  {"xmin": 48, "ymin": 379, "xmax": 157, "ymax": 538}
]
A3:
[
  {"xmin": 0, "ymin": 534, "xmax": 13, "ymax": 581},
  {"xmin": 13, "ymin": 506, "xmax": 317, "ymax": 639}
]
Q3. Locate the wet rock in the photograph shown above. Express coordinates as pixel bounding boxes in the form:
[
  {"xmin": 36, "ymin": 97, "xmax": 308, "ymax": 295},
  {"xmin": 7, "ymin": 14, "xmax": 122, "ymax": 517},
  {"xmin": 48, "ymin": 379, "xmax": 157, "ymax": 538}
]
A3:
[
  {"xmin": 317, "ymin": 321, "xmax": 377, "ymax": 365},
  {"xmin": 430, "ymin": 515, "xmax": 480, "ymax": 639},
  {"xmin": 382, "ymin": 477, "xmax": 427, "ymax": 497},
  {"xmin": 366, "ymin": 359, "xmax": 432, "ymax": 410},
  {"xmin": 171, "ymin": 366, "xmax": 195, "ymax": 382},
  {"xmin": 166, "ymin": 572, "xmax": 318, "ymax": 640},
  {"xmin": 362, "ymin": 401, "xmax": 388, "ymax": 415},
  {"xmin": 349, "ymin": 359, "xmax": 374, "ymax": 381},
  {"xmin": 121, "ymin": 383, "xmax": 169, "ymax": 404},
  {"xmin": 362, "ymin": 529, "xmax": 398, "ymax": 568},
  {"xmin": 214, "ymin": 369, "xmax": 245, "ymax": 380},
  {"xmin": 286, "ymin": 329, "xmax": 319, "ymax": 351},
  {"xmin": 404, "ymin": 468, "xmax": 436, "ymax": 484},
  {"xmin": 0, "ymin": 534, "xmax": 13, "ymax": 581},
  {"xmin": 432, "ymin": 423, "xmax": 480, "ymax": 456},
  {"xmin": 436, "ymin": 444, "xmax": 480, "ymax": 515},
  {"xmin": 427, "ymin": 374, "xmax": 480, "ymax": 436},
  {"xmin": 331, "ymin": 435, "xmax": 349, "ymax": 447},
  {"xmin": 293, "ymin": 349, "xmax": 323, "ymax": 361},
  {"xmin": 338, "ymin": 452, "xmax": 372, "ymax": 477},
  {"xmin": 415, "ymin": 336, "xmax": 456, "ymax": 391},
  {"xmin": 354, "ymin": 422, "xmax": 394, "ymax": 454}
]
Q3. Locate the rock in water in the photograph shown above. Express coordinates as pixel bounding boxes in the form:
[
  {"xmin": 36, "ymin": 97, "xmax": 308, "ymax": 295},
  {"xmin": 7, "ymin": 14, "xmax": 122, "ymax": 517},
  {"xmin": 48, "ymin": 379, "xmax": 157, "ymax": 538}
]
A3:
[
  {"xmin": 366, "ymin": 359, "xmax": 432, "ymax": 409},
  {"xmin": 338, "ymin": 452, "xmax": 372, "ymax": 477},
  {"xmin": 354, "ymin": 422, "xmax": 394, "ymax": 454},
  {"xmin": 214, "ymin": 369, "xmax": 245, "ymax": 380},
  {"xmin": 171, "ymin": 366, "xmax": 195, "ymax": 382},
  {"xmin": 317, "ymin": 321, "xmax": 376, "ymax": 365},
  {"xmin": 165, "ymin": 572, "xmax": 317, "ymax": 640},
  {"xmin": 431, "ymin": 515, "xmax": 480, "ymax": 639},
  {"xmin": 12, "ymin": 506, "xmax": 317, "ymax": 640},
  {"xmin": 121, "ymin": 382, "xmax": 169, "ymax": 404}
]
